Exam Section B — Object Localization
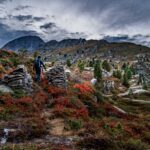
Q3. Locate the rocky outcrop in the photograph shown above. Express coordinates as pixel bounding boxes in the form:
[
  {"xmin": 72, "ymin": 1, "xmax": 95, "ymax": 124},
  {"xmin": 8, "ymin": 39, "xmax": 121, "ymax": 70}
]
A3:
[
  {"xmin": 0, "ymin": 128, "xmax": 23, "ymax": 144},
  {"xmin": 2, "ymin": 65, "xmax": 33, "ymax": 93},
  {"xmin": 46, "ymin": 66, "xmax": 67, "ymax": 89},
  {"xmin": 103, "ymin": 79, "xmax": 115, "ymax": 94}
]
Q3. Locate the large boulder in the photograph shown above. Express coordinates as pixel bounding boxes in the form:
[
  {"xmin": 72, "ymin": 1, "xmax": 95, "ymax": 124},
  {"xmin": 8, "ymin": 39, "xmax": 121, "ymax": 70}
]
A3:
[
  {"xmin": 2, "ymin": 65, "xmax": 33, "ymax": 93},
  {"xmin": 46, "ymin": 66, "xmax": 67, "ymax": 89}
]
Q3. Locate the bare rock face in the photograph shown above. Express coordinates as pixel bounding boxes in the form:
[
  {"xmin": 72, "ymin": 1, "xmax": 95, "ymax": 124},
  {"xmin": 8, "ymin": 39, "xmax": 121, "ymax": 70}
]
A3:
[
  {"xmin": 3, "ymin": 65, "xmax": 33, "ymax": 93},
  {"xmin": 46, "ymin": 66, "xmax": 67, "ymax": 89}
]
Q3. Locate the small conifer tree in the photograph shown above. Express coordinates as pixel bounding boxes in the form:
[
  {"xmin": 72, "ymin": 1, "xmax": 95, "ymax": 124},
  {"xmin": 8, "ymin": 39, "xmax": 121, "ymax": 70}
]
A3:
[
  {"xmin": 102, "ymin": 60, "xmax": 111, "ymax": 72},
  {"xmin": 94, "ymin": 60, "xmax": 102, "ymax": 82}
]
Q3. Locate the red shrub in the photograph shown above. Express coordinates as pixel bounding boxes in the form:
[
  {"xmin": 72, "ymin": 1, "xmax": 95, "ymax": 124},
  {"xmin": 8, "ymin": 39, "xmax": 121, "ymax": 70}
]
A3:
[
  {"xmin": 40, "ymin": 78, "xmax": 66, "ymax": 97},
  {"xmin": 5, "ymin": 98, "xmax": 14, "ymax": 107},
  {"xmin": 124, "ymin": 126, "xmax": 134, "ymax": 136},
  {"xmin": 54, "ymin": 104, "xmax": 64, "ymax": 113},
  {"xmin": 0, "ymin": 50, "xmax": 15, "ymax": 58},
  {"xmin": 108, "ymin": 121, "xmax": 118, "ymax": 128},
  {"xmin": 0, "ymin": 73, "xmax": 4, "ymax": 79},
  {"xmin": 74, "ymin": 107, "xmax": 89, "ymax": 119},
  {"xmin": 54, "ymin": 97, "xmax": 69, "ymax": 107},
  {"xmin": 34, "ymin": 91, "xmax": 48, "ymax": 105},
  {"xmin": 15, "ymin": 97, "xmax": 33, "ymax": 106},
  {"xmin": 40, "ymin": 78, "xmax": 49, "ymax": 90},
  {"xmin": 47, "ymin": 86, "xmax": 66, "ymax": 97},
  {"xmin": 74, "ymin": 82, "xmax": 94, "ymax": 94},
  {"xmin": 0, "ymin": 94, "xmax": 14, "ymax": 106}
]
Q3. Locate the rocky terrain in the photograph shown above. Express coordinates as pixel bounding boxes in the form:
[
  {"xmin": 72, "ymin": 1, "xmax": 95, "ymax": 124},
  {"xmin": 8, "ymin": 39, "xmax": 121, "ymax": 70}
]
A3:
[{"xmin": 0, "ymin": 45, "xmax": 150, "ymax": 150}]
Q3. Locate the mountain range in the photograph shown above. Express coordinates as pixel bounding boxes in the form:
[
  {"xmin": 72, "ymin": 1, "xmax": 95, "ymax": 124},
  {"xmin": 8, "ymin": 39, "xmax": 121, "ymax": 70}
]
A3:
[
  {"xmin": 1, "ymin": 36, "xmax": 150, "ymax": 56},
  {"xmin": 2, "ymin": 36, "xmax": 86, "ymax": 52}
]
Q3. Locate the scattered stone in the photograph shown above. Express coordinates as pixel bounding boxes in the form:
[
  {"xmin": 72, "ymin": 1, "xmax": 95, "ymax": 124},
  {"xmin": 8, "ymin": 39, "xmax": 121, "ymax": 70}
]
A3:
[
  {"xmin": 91, "ymin": 78, "xmax": 97, "ymax": 85},
  {"xmin": 45, "ymin": 135, "xmax": 80, "ymax": 146},
  {"xmin": 0, "ymin": 128, "xmax": 23, "ymax": 144},
  {"xmin": 84, "ymin": 67, "xmax": 94, "ymax": 71},
  {"xmin": 113, "ymin": 106, "xmax": 127, "ymax": 114},
  {"xmin": 102, "ymin": 69, "xmax": 112, "ymax": 77},
  {"xmin": 65, "ymin": 69, "xmax": 71, "ymax": 78},
  {"xmin": 0, "ymin": 85, "xmax": 13, "ymax": 94},
  {"xmin": 46, "ymin": 66, "xmax": 67, "ymax": 89}
]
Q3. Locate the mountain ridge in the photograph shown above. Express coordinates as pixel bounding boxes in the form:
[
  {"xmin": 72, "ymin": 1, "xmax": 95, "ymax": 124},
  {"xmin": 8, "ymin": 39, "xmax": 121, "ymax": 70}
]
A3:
[
  {"xmin": 1, "ymin": 36, "xmax": 150, "ymax": 56},
  {"xmin": 2, "ymin": 36, "xmax": 87, "ymax": 51}
]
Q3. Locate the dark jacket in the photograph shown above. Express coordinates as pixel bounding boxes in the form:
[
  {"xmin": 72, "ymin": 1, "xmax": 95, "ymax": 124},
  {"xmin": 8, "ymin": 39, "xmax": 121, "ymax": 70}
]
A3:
[{"xmin": 34, "ymin": 58, "xmax": 46, "ymax": 73}]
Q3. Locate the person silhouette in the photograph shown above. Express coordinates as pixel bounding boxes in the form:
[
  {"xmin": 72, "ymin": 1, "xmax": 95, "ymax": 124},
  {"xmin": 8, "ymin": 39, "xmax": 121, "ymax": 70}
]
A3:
[{"xmin": 33, "ymin": 56, "xmax": 46, "ymax": 82}]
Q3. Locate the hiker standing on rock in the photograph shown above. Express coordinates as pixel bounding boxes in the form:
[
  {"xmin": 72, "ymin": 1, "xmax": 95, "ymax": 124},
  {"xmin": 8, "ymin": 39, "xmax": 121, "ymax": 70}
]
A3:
[{"xmin": 33, "ymin": 56, "xmax": 46, "ymax": 82}]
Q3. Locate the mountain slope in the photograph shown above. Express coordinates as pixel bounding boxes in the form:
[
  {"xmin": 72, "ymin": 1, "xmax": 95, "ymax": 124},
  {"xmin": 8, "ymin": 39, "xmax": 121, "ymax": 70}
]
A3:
[
  {"xmin": 2, "ymin": 36, "xmax": 45, "ymax": 51},
  {"xmin": 97, "ymin": 41, "xmax": 150, "ymax": 56},
  {"xmin": 46, "ymin": 39, "xmax": 150, "ymax": 60},
  {"xmin": 42, "ymin": 38, "xmax": 86, "ymax": 50}
]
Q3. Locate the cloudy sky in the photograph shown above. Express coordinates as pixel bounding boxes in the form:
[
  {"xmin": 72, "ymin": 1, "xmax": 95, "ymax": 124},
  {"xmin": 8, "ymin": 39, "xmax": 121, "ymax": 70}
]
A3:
[{"xmin": 0, "ymin": 0, "xmax": 150, "ymax": 47}]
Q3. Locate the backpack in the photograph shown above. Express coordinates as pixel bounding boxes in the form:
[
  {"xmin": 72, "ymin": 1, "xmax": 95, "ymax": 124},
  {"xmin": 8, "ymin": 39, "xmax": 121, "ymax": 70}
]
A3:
[{"xmin": 34, "ymin": 59, "xmax": 41, "ymax": 69}]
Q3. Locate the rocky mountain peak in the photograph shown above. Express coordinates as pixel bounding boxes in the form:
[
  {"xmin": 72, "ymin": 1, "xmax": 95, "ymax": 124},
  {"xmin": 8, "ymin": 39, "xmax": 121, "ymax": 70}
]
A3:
[{"xmin": 2, "ymin": 36, "xmax": 45, "ymax": 51}]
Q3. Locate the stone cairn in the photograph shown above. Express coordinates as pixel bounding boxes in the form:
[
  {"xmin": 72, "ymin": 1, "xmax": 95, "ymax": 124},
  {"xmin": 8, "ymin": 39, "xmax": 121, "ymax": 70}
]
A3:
[
  {"xmin": 103, "ymin": 80, "xmax": 115, "ymax": 94},
  {"xmin": 46, "ymin": 66, "xmax": 67, "ymax": 89},
  {"xmin": 3, "ymin": 65, "xmax": 33, "ymax": 93}
]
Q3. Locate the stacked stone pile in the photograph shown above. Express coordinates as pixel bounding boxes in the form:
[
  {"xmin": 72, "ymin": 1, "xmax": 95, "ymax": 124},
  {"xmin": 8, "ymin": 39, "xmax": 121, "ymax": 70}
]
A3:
[
  {"xmin": 46, "ymin": 66, "xmax": 67, "ymax": 89},
  {"xmin": 3, "ymin": 65, "xmax": 33, "ymax": 93}
]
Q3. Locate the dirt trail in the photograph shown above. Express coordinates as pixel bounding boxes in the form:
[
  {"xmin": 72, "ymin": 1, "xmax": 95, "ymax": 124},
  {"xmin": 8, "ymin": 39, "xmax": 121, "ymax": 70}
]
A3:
[{"xmin": 42, "ymin": 109, "xmax": 73, "ymax": 136}]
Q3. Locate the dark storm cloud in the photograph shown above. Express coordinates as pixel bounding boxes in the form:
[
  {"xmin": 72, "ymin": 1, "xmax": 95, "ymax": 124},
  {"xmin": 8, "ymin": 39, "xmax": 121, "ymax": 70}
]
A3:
[
  {"xmin": 133, "ymin": 34, "xmax": 150, "ymax": 39},
  {"xmin": 70, "ymin": 32, "xmax": 87, "ymax": 39},
  {"xmin": 33, "ymin": 17, "xmax": 45, "ymax": 21},
  {"xmin": 14, "ymin": 15, "xmax": 32, "ymax": 21},
  {"xmin": 0, "ymin": 0, "xmax": 6, "ymax": 4},
  {"xmin": 0, "ymin": 22, "xmax": 39, "ymax": 46},
  {"xmin": 13, "ymin": 15, "xmax": 45, "ymax": 22},
  {"xmin": 103, "ymin": 35, "xmax": 130, "ymax": 42},
  {"xmin": 14, "ymin": 5, "xmax": 31, "ymax": 11},
  {"xmin": 67, "ymin": 0, "xmax": 150, "ymax": 28},
  {"xmin": 0, "ymin": 0, "xmax": 12, "ymax": 4},
  {"xmin": 0, "ymin": 0, "xmax": 8, "ymax": 4},
  {"xmin": 103, "ymin": 34, "xmax": 150, "ymax": 46},
  {"xmin": 40, "ymin": 23, "xmax": 56, "ymax": 29}
]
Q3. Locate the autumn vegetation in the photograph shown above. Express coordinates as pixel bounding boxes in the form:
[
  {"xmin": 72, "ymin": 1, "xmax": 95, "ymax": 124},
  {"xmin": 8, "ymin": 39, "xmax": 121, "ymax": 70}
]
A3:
[{"xmin": 0, "ymin": 50, "xmax": 149, "ymax": 150}]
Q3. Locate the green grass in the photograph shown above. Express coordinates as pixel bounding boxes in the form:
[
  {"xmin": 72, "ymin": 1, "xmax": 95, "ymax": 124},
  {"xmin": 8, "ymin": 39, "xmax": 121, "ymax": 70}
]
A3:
[
  {"xmin": 0, "ymin": 109, "xmax": 13, "ymax": 121},
  {"xmin": 9, "ymin": 57, "xmax": 21, "ymax": 67},
  {"xmin": 12, "ymin": 89, "xmax": 26, "ymax": 98},
  {"xmin": 1, "ymin": 145, "xmax": 39, "ymax": 150},
  {"xmin": 65, "ymin": 119, "xmax": 83, "ymax": 130},
  {"xmin": 116, "ymin": 99, "xmax": 150, "ymax": 114}
]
